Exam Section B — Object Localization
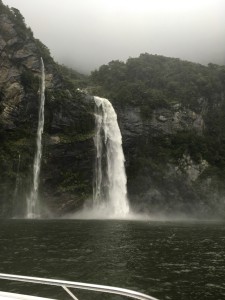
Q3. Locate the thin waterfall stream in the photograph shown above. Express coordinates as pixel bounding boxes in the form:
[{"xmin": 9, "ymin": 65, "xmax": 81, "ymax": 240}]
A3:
[
  {"xmin": 26, "ymin": 58, "xmax": 45, "ymax": 218},
  {"xmin": 93, "ymin": 96, "xmax": 129, "ymax": 217}
]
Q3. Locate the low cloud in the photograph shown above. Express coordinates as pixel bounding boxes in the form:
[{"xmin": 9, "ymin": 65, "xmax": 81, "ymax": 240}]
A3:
[{"xmin": 3, "ymin": 0, "xmax": 225, "ymax": 73}]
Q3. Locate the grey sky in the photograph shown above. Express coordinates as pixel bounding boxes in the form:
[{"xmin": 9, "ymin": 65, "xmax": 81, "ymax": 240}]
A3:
[{"xmin": 3, "ymin": 0, "xmax": 225, "ymax": 73}]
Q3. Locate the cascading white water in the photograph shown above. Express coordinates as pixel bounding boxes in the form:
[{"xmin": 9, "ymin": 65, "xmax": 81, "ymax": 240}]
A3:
[
  {"xmin": 93, "ymin": 96, "xmax": 129, "ymax": 217},
  {"xmin": 26, "ymin": 58, "xmax": 45, "ymax": 218}
]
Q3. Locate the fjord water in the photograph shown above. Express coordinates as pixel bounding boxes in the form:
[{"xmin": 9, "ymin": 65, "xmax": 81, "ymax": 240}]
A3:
[
  {"xmin": 26, "ymin": 58, "xmax": 45, "ymax": 219},
  {"xmin": 93, "ymin": 96, "xmax": 129, "ymax": 217},
  {"xmin": 0, "ymin": 220, "xmax": 225, "ymax": 300}
]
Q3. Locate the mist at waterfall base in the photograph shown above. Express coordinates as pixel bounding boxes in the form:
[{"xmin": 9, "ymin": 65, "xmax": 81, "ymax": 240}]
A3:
[
  {"xmin": 62, "ymin": 96, "xmax": 215, "ymax": 222},
  {"xmin": 67, "ymin": 96, "xmax": 157, "ymax": 221},
  {"xmin": 67, "ymin": 96, "xmax": 128, "ymax": 219},
  {"xmin": 18, "ymin": 80, "xmax": 224, "ymax": 221}
]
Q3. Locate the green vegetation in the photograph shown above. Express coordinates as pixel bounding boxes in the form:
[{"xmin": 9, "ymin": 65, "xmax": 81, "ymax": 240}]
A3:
[
  {"xmin": 91, "ymin": 53, "xmax": 225, "ymax": 112},
  {"xmin": 0, "ymin": 3, "xmax": 33, "ymax": 40},
  {"xmin": 0, "ymin": 124, "xmax": 36, "ymax": 216},
  {"xmin": 1, "ymin": 0, "xmax": 225, "ymax": 215},
  {"xmin": 54, "ymin": 64, "xmax": 89, "ymax": 90},
  {"xmin": 91, "ymin": 53, "xmax": 225, "ymax": 184},
  {"xmin": 34, "ymin": 39, "xmax": 53, "ymax": 64},
  {"xmin": 0, "ymin": 0, "xmax": 12, "ymax": 15},
  {"xmin": 20, "ymin": 69, "xmax": 39, "ymax": 92},
  {"xmin": 58, "ymin": 171, "xmax": 89, "ymax": 194}
]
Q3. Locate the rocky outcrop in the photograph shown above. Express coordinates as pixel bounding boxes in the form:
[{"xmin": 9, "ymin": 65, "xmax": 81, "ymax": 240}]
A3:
[
  {"xmin": 1, "ymin": 2, "xmax": 225, "ymax": 219},
  {"xmin": 115, "ymin": 98, "xmax": 224, "ymax": 218},
  {"xmin": 118, "ymin": 103, "xmax": 204, "ymax": 143},
  {"xmin": 0, "ymin": 6, "xmax": 95, "ymax": 217}
]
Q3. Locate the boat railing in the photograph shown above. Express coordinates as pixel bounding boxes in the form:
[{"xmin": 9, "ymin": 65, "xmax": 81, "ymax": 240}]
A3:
[{"xmin": 0, "ymin": 273, "xmax": 159, "ymax": 300}]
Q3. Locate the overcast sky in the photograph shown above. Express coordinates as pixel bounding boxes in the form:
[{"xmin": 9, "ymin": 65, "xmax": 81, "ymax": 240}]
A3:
[{"xmin": 3, "ymin": 0, "xmax": 225, "ymax": 73}]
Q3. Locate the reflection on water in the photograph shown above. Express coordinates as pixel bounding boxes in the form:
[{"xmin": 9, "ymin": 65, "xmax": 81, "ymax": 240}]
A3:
[{"xmin": 0, "ymin": 220, "xmax": 225, "ymax": 300}]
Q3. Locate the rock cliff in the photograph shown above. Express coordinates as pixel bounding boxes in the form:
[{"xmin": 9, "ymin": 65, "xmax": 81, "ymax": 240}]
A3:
[
  {"xmin": 0, "ymin": 2, "xmax": 95, "ymax": 217},
  {"xmin": 1, "ymin": 1, "xmax": 225, "ymax": 219},
  {"xmin": 91, "ymin": 56, "xmax": 225, "ymax": 218}
]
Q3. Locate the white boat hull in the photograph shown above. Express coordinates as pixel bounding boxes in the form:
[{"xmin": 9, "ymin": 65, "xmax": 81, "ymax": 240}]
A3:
[{"xmin": 0, "ymin": 291, "xmax": 56, "ymax": 300}]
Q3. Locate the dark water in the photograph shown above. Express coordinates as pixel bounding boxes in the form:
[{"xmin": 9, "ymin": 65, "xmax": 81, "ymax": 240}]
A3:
[{"xmin": 0, "ymin": 220, "xmax": 225, "ymax": 300}]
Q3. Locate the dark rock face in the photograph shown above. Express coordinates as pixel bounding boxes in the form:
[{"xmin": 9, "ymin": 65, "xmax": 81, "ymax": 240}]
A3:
[
  {"xmin": 0, "ymin": 6, "xmax": 96, "ymax": 217},
  {"xmin": 1, "ymin": 2, "xmax": 225, "ymax": 219},
  {"xmin": 41, "ymin": 93, "xmax": 95, "ymax": 216},
  {"xmin": 118, "ymin": 104, "xmax": 204, "ymax": 139},
  {"xmin": 115, "ymin": 101, "xmax": 224, "ymax": 218}
]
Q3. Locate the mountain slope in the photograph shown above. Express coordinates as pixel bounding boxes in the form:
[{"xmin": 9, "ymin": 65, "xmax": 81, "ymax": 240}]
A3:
[
  {"xmin": 0, "ymin": 1, "xmax": 95, "ymax": 217},
  {"xmin": 91, "ymin": 54, "xmax": 225, "ymax": 218},
  {"xmin": 1, "ymin": 0, "xmax": 225, "ymax": 218}
]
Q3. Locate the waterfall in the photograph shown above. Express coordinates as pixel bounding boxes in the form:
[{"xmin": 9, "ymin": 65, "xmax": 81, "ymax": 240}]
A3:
[
  {"xmin": 26, "ymin": 58, "xmax": 45, "ymax": 218},
  {"xmin": 93, "ymin": 96, "xmax": 129, "ymax": 217}
]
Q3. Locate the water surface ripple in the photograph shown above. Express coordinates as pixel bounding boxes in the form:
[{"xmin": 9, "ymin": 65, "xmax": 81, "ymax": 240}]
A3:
[{"xmin": 0, "ymin": 220, "xmax": 225, "ymax": 300}]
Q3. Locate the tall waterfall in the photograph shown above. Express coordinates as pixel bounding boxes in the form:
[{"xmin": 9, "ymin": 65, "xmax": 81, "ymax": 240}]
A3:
[
  {"xmin": 26, "ymin": 58, "xmax": 45, "ymax": 218},
  {"xmin": 93, "ymin": 96, "xmax": 129, "ymax": 217}
]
